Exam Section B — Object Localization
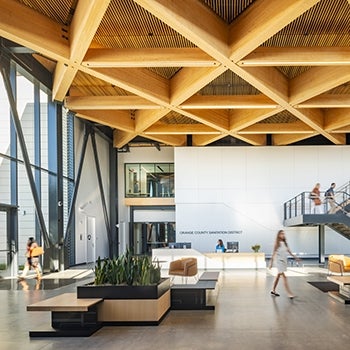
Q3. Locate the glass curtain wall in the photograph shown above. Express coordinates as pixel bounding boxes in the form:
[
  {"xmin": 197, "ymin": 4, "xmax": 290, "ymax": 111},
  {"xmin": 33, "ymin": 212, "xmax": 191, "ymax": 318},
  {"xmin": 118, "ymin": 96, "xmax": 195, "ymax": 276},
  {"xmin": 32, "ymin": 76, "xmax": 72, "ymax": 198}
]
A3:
[
  {"xmin": 0, "ymin": 63, "xmax": 74, "ymax": 269},
  {"xmin": 62, "ymin": 108, "xmax": 75, "ymax": 263},
  {"xmin": 16, "ymin": 75, "xmax": 39, "ymax": 258},
  {"xmin": 0, "ymin": 211, "xmax": 7, "ymax": 269},
  {"xmin": 0, "ymin": 75, "xmax": 11, "ymax": 266},
  {"xmin": 0, "ymin": 75, "xmax": 11, "ymax": 203},
  {"xmin": 0, "ymin": 68, "xmax": 12, "ymax": 267}
]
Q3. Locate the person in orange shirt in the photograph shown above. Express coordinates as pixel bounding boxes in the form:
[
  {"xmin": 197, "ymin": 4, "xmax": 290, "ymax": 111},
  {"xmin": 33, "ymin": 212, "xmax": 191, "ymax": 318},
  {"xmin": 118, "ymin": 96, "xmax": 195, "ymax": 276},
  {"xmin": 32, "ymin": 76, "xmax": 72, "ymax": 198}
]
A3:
[
  {"xmin": 18, "ymin": 237, "xmax": 42, "ymax": 280},
  {"xmin": 310, "ymin": 183, "xmax": 322, "ymax": 214}
]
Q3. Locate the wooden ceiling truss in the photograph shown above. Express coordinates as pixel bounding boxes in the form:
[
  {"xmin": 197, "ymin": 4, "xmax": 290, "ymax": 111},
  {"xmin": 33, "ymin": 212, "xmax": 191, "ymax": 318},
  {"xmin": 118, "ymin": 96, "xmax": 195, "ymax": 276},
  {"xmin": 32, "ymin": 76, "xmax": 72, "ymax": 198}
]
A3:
[{"xmin": 0, "ymin": 0, "xmax": 350, "ymax": 148}]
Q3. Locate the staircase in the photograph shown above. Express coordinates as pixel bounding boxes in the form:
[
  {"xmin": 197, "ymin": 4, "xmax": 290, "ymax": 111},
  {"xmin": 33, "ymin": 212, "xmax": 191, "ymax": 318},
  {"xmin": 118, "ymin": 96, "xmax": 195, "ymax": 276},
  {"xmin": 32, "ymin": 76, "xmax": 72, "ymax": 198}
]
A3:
[
  {"xmin": 328, "ymin": 222, "xmax": 350, "ymax": 240},
  {"xmin": 283, "ymin": 181, "xmax": 350, "ymax": 240}
]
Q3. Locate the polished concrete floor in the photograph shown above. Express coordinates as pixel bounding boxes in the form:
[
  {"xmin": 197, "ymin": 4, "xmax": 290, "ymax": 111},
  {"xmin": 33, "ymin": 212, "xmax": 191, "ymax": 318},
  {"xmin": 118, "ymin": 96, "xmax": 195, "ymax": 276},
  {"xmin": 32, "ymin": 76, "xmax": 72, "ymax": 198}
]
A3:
[{"xmin": 0, "ymin": 265, "xmax": 349, "ymax": 350}]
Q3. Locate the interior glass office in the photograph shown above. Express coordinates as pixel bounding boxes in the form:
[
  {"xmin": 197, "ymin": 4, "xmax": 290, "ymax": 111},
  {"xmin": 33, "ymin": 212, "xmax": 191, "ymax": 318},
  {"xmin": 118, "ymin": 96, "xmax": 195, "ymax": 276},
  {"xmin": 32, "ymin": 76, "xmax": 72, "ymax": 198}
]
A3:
[{"xmin": 125, "ymin": 163, "xmax": 174, "ymax": 198}]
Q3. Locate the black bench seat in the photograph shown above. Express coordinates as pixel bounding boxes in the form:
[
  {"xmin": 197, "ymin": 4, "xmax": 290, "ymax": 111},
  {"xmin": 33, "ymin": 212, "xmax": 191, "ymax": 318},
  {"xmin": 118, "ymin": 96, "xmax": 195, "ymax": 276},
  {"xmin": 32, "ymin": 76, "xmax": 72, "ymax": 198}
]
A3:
[
  {"xmin": 170, "ymin": 272, "xmax": 220, "ymax": 310},
  {"xmin": 199, "ymin": 271, "xmax": 220, "ymax": 281}
]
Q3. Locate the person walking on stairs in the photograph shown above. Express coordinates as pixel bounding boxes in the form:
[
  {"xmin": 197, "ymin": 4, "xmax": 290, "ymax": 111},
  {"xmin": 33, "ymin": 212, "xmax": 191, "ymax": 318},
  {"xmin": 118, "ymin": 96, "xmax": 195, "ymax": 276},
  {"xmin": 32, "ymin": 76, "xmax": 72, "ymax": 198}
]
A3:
[{"xmin": 325, "ymin": 183, "xmax": 336, "ymax": 214}]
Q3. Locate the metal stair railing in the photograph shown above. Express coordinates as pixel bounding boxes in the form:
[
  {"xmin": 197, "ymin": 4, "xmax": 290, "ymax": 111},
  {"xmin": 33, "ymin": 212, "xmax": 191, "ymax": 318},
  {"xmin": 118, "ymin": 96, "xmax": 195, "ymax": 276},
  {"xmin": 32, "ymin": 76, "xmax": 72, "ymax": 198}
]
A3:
[
  {"xmin": 284, "ymin": 191, "xmax": 326, "ymax": 220},
  {"xmin": 284, "ymin": 181, "xmax": 350, "ymax": 221},
  {"xmin": 331, "ymin": 181, "xmax": 350, "ymax": 214},
  {"xmin": 327, "ymin": 192, "xmax": 350, "ymax": 215},
  {"xmin": 336, "ymin": 181, "xmax": 350, "ymax": 196}
]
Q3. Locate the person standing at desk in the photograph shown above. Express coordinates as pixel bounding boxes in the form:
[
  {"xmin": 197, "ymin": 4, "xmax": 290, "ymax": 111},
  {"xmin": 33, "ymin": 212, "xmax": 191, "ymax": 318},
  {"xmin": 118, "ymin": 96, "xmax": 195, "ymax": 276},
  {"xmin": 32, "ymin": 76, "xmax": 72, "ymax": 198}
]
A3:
[{"xmin": 216, "ymin": 239, "xmax": 226, "ymax": 252}]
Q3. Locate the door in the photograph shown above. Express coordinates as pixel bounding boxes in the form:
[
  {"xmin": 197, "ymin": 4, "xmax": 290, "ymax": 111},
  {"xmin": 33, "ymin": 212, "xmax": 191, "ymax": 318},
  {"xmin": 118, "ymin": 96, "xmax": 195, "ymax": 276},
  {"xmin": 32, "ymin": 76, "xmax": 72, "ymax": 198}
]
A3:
[{"xmin": 86, "ymin": 216, "xmax": 96, "ymax": 264}]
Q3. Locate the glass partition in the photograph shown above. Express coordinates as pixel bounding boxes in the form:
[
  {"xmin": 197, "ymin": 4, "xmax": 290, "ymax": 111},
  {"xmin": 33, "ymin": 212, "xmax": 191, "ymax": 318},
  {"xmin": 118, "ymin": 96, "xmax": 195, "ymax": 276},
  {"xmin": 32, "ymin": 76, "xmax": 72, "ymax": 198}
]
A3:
[
  {"xmin": 133, "ymin": 222, "xmax": 176, "ymax": 255},
  {"xmin": 125, "ymin": 163, "xmax": 174, "ymax": 198}
]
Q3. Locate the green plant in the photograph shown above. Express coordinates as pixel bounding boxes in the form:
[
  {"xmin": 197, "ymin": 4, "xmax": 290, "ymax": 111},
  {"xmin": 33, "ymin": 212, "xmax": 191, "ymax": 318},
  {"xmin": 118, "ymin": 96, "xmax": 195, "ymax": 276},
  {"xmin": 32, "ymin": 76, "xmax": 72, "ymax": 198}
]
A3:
[
  {"xmin": 94, "ymin": 256, "xmax": 108, "ymax": 285},
  {"xmin": 0, "ymin": 263, "xmax": 7, "ymax": 270},
  {"xmin": 93, "ymin": 249, "xmax": 162, "ymax": 286},
  {"xmin": 251, "ymin": 244, "xmax": 261, "ymax": 253}
]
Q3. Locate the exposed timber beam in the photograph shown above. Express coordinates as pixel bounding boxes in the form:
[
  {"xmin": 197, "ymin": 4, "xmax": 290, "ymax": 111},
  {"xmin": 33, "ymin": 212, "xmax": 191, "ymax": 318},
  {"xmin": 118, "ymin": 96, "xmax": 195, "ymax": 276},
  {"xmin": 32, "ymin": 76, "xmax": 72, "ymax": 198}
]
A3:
[
  {"xmin": 238, "ymin": 47, "xmax": 350, "ymax": 66},
  {"xmin": 83, "ymin": 48, "xmax": 219, "ymax": 68}
]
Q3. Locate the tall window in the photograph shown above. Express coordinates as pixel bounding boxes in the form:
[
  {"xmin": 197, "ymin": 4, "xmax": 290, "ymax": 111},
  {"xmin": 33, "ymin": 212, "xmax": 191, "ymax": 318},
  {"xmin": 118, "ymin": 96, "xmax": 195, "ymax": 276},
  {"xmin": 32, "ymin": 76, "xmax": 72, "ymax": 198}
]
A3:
[
  {"xmin": 0, "ymin": 63, "xmax": 74, "ymax": 267},
  {"xmin": 62, "ymin": 108, "xmax": 74, "ymax": 234},
  {"xmin": 0, "ymin": 75, "xmax": 11, "ymax": 203}
]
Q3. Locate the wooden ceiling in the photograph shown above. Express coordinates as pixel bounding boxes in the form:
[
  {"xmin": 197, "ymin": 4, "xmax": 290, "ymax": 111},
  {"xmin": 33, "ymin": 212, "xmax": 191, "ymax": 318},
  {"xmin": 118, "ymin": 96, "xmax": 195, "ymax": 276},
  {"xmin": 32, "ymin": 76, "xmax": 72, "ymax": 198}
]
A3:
[{"xmin": 1, "ymin": 0, "xmax": 350, "ymax": 148}]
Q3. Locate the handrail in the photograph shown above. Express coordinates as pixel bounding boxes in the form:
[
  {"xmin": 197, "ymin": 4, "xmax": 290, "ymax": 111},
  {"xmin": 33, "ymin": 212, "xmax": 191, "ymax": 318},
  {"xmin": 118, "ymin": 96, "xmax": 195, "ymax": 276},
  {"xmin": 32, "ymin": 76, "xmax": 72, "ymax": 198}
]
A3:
[
  {"xmin": 335, "ymin": 181, "xmax": 350, "ymax": 196},
  {"xmin": 0, "ymin": 249, "xmax": 16, "ymax": 254},
  {"xmin": 284, "ymin": 190, "xmax": 350, "ymax": 220}
]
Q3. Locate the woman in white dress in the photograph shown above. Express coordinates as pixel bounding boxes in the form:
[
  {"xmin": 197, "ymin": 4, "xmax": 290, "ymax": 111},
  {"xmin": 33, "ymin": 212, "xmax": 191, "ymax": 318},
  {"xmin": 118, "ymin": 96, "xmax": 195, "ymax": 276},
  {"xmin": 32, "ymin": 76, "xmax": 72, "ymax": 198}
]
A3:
[{"xmin": 269, "ymin": 230, "xmax": 300, "ymax": 298}]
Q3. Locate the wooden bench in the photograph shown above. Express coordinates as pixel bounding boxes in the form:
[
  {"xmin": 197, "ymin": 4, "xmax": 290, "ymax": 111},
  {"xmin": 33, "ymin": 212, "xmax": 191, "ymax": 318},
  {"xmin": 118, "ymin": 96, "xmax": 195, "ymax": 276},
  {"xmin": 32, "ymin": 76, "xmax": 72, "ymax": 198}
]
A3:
[
  {"xmin": 27, "ymin": 293, "xmax": 103, "ymax": 337},
  {"xmin": 327, "ymin": 276, "xmax": 350, "ymax": 304},
  {"xmin": 171, "ymin": 271, "xmax": 220, "ymax": 310}
]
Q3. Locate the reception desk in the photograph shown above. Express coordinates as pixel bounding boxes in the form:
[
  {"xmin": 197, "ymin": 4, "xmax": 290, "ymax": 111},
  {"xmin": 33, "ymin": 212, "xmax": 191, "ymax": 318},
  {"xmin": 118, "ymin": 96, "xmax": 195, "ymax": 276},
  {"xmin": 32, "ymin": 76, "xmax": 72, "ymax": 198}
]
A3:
[{"xmin": 152, "ymin": 248, "xmax": 266, "ymax": 270}]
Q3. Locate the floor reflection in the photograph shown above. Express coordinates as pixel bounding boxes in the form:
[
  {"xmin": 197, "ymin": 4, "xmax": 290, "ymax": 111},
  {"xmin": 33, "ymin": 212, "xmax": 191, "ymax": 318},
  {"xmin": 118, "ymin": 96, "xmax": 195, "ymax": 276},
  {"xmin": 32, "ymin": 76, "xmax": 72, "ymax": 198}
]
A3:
[
  {"xmin": 0, "ymin": 277, "xmax": 84, "ymax": 290},
  {"xmin": 18, "ymin": 278, "xmax": 41, "ymax": 291}
]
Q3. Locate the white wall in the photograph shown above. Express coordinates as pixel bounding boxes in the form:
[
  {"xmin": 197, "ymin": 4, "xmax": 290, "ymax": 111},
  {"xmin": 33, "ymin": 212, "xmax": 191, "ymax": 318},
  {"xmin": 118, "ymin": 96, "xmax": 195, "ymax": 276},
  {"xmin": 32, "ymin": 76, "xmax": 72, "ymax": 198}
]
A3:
[
  {"xmin": 74, "ymin": 121, "xmax": 110, "ymax": 264},
  {"xmin": 175, "ymin": 146, "xmax": 350, "ymax": 256}
]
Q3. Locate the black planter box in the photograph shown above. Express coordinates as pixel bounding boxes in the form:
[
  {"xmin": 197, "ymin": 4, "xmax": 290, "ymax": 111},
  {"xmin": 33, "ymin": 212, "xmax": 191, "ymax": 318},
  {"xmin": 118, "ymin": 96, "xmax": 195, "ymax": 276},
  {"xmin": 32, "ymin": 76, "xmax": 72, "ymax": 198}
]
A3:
[{"xmin": 77, "ymin": 278, "xmax": 170, "ymax": 300}]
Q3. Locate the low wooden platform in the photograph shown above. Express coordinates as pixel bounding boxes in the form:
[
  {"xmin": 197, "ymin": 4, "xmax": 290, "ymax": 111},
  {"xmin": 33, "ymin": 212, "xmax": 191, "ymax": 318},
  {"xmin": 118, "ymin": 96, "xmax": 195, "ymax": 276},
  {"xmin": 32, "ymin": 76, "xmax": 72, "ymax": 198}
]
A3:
[
  {"xmin": 327, "ymin": 276, "xmax": 350, "ymax": 304},
  {"xmin": 98, "ymin": 290, "xmax": 170, "ymax": 325},
  {"xmin": 27, "ymin": 293, "xmax": 103, "ymax": 337},
  {"xmin": 27, "ymin": 293, "xmax": 103, "ymax": 312}
]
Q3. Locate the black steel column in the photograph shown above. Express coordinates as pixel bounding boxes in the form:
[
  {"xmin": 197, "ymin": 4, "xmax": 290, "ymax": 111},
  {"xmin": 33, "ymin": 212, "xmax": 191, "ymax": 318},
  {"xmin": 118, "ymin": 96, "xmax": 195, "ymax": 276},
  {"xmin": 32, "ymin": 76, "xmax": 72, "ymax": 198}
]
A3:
[
  {"xmin": 186, "ymin": 135, "xmax": 192, "ymax": 146},
  {"xmin": 130, "ymin": 206, "xmax": 135, "ymax": 252},
  {"xmin": 47, "ymin": 100, "xmax": 64, "ymax": 270},
  {"xmin": 318, "ymin": 225, "xmax": 325, "ymax": 264},
  {"xmin": 9, "ymin": 62, "xmax": 18, "ymax": 243},
  {"xmin": 56, "ymin": 104, "xmax": 64, "ymax": 270},
  {"xmin": 266, "ymin": 134, "xmax": 272, "ymax": 146},
  {"xmin": 8, "ymin": 206, "xmax": 18, "ymax": 276},
  {"xmin": 33, "ymin": 83, "xmax": 41, "ymax": 245},
  {"xmin": 109, "ymin": 145, "xmax": 118, "ymax": 257}
]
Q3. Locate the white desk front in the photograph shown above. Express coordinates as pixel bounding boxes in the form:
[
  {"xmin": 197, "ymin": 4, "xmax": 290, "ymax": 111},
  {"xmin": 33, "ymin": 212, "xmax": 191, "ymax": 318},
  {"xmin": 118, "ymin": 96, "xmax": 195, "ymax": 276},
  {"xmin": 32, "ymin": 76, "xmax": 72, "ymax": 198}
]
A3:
[{"xmin": 152, "ymin": 248, "xmax": 266, "ymax": 270}]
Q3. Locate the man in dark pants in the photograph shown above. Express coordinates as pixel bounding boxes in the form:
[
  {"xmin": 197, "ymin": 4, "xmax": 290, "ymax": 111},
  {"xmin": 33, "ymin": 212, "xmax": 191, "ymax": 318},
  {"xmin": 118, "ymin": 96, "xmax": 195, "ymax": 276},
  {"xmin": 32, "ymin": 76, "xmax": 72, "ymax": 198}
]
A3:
[{"xmin": 325, "ymin": 183, "xmax": 336, "ymax": 214}]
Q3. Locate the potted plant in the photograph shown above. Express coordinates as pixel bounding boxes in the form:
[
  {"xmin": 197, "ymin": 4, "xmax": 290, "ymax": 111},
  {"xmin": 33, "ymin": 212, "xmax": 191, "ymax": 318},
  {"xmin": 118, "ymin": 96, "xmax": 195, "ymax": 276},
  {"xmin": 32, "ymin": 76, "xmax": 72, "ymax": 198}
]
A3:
[
  {"xmin": 77, "ymin": 249, "xmax": 171, "ymax": 325},
  {"xmin": 251, "ymin": 244, "xmax": 261, "ymax": 253}
]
